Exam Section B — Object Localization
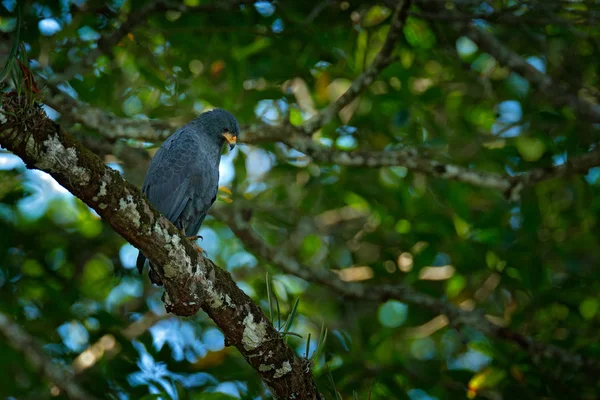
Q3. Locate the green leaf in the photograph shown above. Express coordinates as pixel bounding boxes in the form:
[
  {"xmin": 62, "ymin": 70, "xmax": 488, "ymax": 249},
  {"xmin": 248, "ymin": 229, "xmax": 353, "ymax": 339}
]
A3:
[
  {"xmin": 362, "ymin": 6, "xmax": 391, "ymax": 27},
  {"xmin": 516, "ymin": 137, "xmax": 546, "ymax": 162},
  {"xmin": 580, "ymin": 298, "xmax": 598, "ymax": 320}
]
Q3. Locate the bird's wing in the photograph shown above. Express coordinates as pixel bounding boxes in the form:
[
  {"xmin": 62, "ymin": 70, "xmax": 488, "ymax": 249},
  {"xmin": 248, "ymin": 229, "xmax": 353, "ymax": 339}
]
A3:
[
  {"xmin": 180, "ymin": 167, "xmax": 219, "ymax": 236},
  {"xmin": 142, "ymin": 127, "xmax": 203, "ymax": 225}
]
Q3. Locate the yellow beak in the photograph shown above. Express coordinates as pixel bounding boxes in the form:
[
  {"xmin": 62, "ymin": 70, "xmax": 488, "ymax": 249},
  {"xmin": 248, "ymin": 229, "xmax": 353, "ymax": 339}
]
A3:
[{"xmin": 222, "ymin": 132, "xmax": 237, "ymax": 149}]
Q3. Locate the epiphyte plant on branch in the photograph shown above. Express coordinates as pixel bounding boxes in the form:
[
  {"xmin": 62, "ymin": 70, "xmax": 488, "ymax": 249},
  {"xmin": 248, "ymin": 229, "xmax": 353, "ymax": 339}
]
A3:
[{"xmin": 1, "ymin": 0, "xmax": 600, "ymax": 399}]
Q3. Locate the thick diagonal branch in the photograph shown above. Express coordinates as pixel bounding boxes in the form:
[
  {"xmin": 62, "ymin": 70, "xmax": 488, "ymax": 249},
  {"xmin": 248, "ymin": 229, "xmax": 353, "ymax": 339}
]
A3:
[
  {"xmin": 215, "ymin": 208, "xmax": 600, "ymax": 375},
  {"xmin": 302, "ymin": 0, "xmax": 413, "ymax": 134},
  {"xmin": 0, "ymin": 311, "xmax": 98, "ymax": 400},
  {"xmin": 0, "ymin": 95, "xmax": 319, "ymax": 399}
]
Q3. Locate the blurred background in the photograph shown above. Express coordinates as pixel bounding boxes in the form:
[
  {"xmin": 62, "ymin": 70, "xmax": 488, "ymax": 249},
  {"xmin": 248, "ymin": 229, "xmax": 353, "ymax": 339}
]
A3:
[{"xmin": 1, "ymin": 0, "xmax": 600, "ymax": 399}]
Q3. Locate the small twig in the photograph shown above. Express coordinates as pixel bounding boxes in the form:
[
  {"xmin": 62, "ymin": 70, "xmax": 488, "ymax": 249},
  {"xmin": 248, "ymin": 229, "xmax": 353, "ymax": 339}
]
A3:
[
  {"xmin": 215, "ymin": 207, "xmax": 600, "ymax": 376},
  {"xmin": 301, "ymin": 0, "xmax": 413, "ymax": 134}
]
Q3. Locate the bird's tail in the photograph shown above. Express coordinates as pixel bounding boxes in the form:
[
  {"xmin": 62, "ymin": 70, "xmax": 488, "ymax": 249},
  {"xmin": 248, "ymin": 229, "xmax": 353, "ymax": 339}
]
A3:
[
  {"xmin": 136, "ymin": 252, "xmax": 163, "ymax": 286},
  {"xmin": 136, "ymin": 252, "xmax": 146, "ymax": 274}
]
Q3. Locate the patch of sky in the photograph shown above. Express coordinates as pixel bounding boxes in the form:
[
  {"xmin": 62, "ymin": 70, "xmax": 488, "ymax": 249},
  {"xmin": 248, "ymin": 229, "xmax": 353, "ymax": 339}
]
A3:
[
  {"xmin": 272, "ymin": 18, "xmax": 284, "ymax": 33},
  {"xmin": 33, "ymin": 3, "xmax": 52, "ymax": 18},
  {"xmin": 18, "ymin": 170, "xmax": 74, "ymax": 220},
  {"xmin": 128, "ymin": 341, "xmax": 216, "ymax": 399},
  {"xmin": 473, "ymin": 19, "xmax": 490, "ymax": 28},
  {"xmin": 106, "ymin": 277, "xmax": 143, "ymax": 310},
  {"xmin": 226, "ymin": 251, "xmax": 257, "ymax": 271},
  {"xmin": 585, "ymin": 167, "xmax": 600, "ymax": 184},
  {"xmin": 78, "ymin": 26, "xmax": 100, "ymax": 41},
  {"xmin": 236, "ymin": 281, "xmax": 256, "ymax": 298},
  {"xmin": 244, "ymin": 147, "xmax": 275, "ymax": 181},
  {"xmin": 21, "ymin": 300, "xmax": 41, "ymax": 320},
  {"xmin": 244, "ymin": 181, "xmax": 268, "ymax": 195},
  {"xmin": 0, "ymin": 152, "xmax": 25, "ymax": 170},
  {"xmin": 456, "ymin": 37, "xmax": 478, "ymax": 58},
  {"xmin": 254, "ymin": 1, "xmax": 275, "ymax": 17},
  {"xmin": 119, "ymin": 243, "xmax": 138, "ymax": 270},
  {"xmin": 316, "ymin": 137, "xmax": 334, "ymax": 147},
  {"xmin": 39, "ymin": 18, "xmax": 61, "ymax": 36},
  {"xmin": 408, "ymin": 389, "xmax": 439, "ymax": 400},
  {"xmin": 255, "ymin": 99, "xmax": 282, "ymax": 125},
  {"xmin": 70, "ymin": 300, "xmax": 101, "ymax": 318},
  {"xmin": 448, "ymin": 348, "xmax": 492, "ymax": 372},
  {"xmin": 196, "ymin": 227, "xmax": 219, "ymax": 258},
  {"xmin": 202, "ymin": 328, "xmax": 225, "ymax": 352},
  {"xmin": 285, "ymin": 146, "xmax": 310, "ymax": 167},
  {"xmin": 336, "ymin": 125, "xmax": 358, "ymax": 136},
  {"xmin": 57, "ymin": 82, "xmax": 79, "ymax": 98},
  {"xmin": 315, "ymin": 60, "xmax": 331, "ymax": 69},
  {"xmin": 58, "ymin": 320, "xmax": 89, "ymax": 352},
  {"xmin": 492, "ymin": 100, "xmax": 522, "ymax": 138},
  {"xmin": 106, "ymin": 162, "xmax": 124, "ymax": 175},
  {"xmin": 552, "ymin": 151, "xmax": 567, "ymax": 166},
  {"xmin": 211, "ymin": 381, "xmax": 247, "ymax": 398},
  {"xmin": 336, "ymin": 136, "xmax": 357, "ymax": 150},
  {"xmin": 510, "ymin": 206, "xmax": 521, "ymax": 230},
  {"xmin": 219, "ymin": 145, "xmax": 238, "ymax": 186},
  {"xmin": 147, "ymin": 295, "xmax": 168, "ymax": 316},
  {"xmin": 42, "ymin": 104, "xmax": 61, "ymax": 121},
  {"xmin": 527, "ymin": 56, "xmax": 546, "ymax": 73},
  {"xmin": 150, "ymin": 319, "xmax": 207, "ymax": 362},
  {"xmin": 2, "ymin": 0, "xmax": 16, "ymax": 12}
]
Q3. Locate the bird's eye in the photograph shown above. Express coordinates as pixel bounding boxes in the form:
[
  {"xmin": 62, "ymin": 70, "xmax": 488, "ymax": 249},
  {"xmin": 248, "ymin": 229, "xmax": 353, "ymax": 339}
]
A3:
[{"xmin": 222, "ymin": 127, "xmax": 229, "ymax": 132}]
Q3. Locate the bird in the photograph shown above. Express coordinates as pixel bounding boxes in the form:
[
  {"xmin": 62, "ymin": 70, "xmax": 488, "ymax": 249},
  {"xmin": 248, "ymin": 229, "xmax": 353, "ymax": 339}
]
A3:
[{"xmin": 136, "ymin": 108, "xmax": 239, "ymax": 285}]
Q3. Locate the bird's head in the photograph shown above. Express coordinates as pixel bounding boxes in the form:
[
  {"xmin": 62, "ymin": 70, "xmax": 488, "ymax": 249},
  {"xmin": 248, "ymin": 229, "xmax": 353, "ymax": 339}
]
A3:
[{"xmin": 199, "ymin": 108, "xmax": 240, "ymax": 150}]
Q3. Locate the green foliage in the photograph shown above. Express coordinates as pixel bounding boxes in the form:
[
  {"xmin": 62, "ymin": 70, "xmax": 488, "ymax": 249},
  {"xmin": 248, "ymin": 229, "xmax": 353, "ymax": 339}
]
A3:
[{"xmin": 1, "ymin": 0, "xmax": 600, "ymax": 399}]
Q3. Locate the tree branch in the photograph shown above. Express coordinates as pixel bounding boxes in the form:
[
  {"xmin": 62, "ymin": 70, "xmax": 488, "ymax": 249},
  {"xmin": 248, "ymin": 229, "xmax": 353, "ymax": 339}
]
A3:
[
  {"xmin": 45, "ymin": 90, "xmax": 600, "ymax": 200},
  {"xmin": 44, "ymin": 85, "xmax": 175, "ymax": 141},
  {"xmin": 214, "ymin": 207, "xmax": 600, "ymax": 375},
  {"xmin": 0, "ymin": 95, "xmax": 319, "ymax": 399},
  {"xmin": 0, "ymin": 311, "xmax": 98, "ymax": 400},
  {"xmin": 50, "ymin": 0, "xmax": 260, "ymax": 83},
  {"xmin": 464, "ymin": 25, "xmax": 600, "ymax": 124},
  {"xmin": 301, "ymin": 0, "xmax": 413, "ymax": 134}
]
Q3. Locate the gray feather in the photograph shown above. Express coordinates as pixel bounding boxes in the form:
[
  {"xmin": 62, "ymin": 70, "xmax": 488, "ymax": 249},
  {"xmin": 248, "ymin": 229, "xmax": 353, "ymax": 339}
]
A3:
[{"xmin": 135, "ymin": 109, "xmax": 239, "ymax": 282}]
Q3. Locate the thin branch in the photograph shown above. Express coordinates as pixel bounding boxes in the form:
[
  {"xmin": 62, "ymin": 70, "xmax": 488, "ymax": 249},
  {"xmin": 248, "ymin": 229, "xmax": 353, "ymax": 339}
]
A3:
[
  {"xmin": 50, "ymin": 0, "xmax": 259, "ymax": 83},
  {"xmin": 410, "ymin": 10, "xmax": 599, "ymax": 27},
  {"xmin": 214, "ymin": 207, "xmax": 600, "ymax": 375},
  {"xmin": 0, "ymin": 94, "xmax": 319, "ymax": 399},
  {"xmin": 50, "ymin": 0, "xmax": 165, "ymax": 83},
  {"xmin": 45, "ymin": 90, "xmax": 600, "ymax": 200},
  {"xmin": 44, "ymin": 85, "xmax": 175, "ymax": 141},
  {"xmin": 463, "ymin": 25, "xmax": 600, "ymax": 124},
  {"xmin": 0, "ymin": 311, "xmax": 99, "ymax": 400},
  {"xmin": 301, "ymin": 0, "xmax": 413, "ymax": 134}
]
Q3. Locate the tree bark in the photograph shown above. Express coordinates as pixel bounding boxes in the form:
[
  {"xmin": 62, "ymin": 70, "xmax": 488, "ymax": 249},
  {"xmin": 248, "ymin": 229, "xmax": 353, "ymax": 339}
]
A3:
[{"xmin": 0, "ymin": 94, "xmax": 319, "ymax": 399}]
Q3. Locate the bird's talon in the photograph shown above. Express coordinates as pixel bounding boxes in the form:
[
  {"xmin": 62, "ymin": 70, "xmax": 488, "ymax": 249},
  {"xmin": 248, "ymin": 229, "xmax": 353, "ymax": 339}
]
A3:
[
  {"xmin": 194, "ymin": 243, "xmax": 208, "ymax": 257},
  {"xmin": 187, "ymin": 235, "xmax": 203, "ymax": 241}
]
